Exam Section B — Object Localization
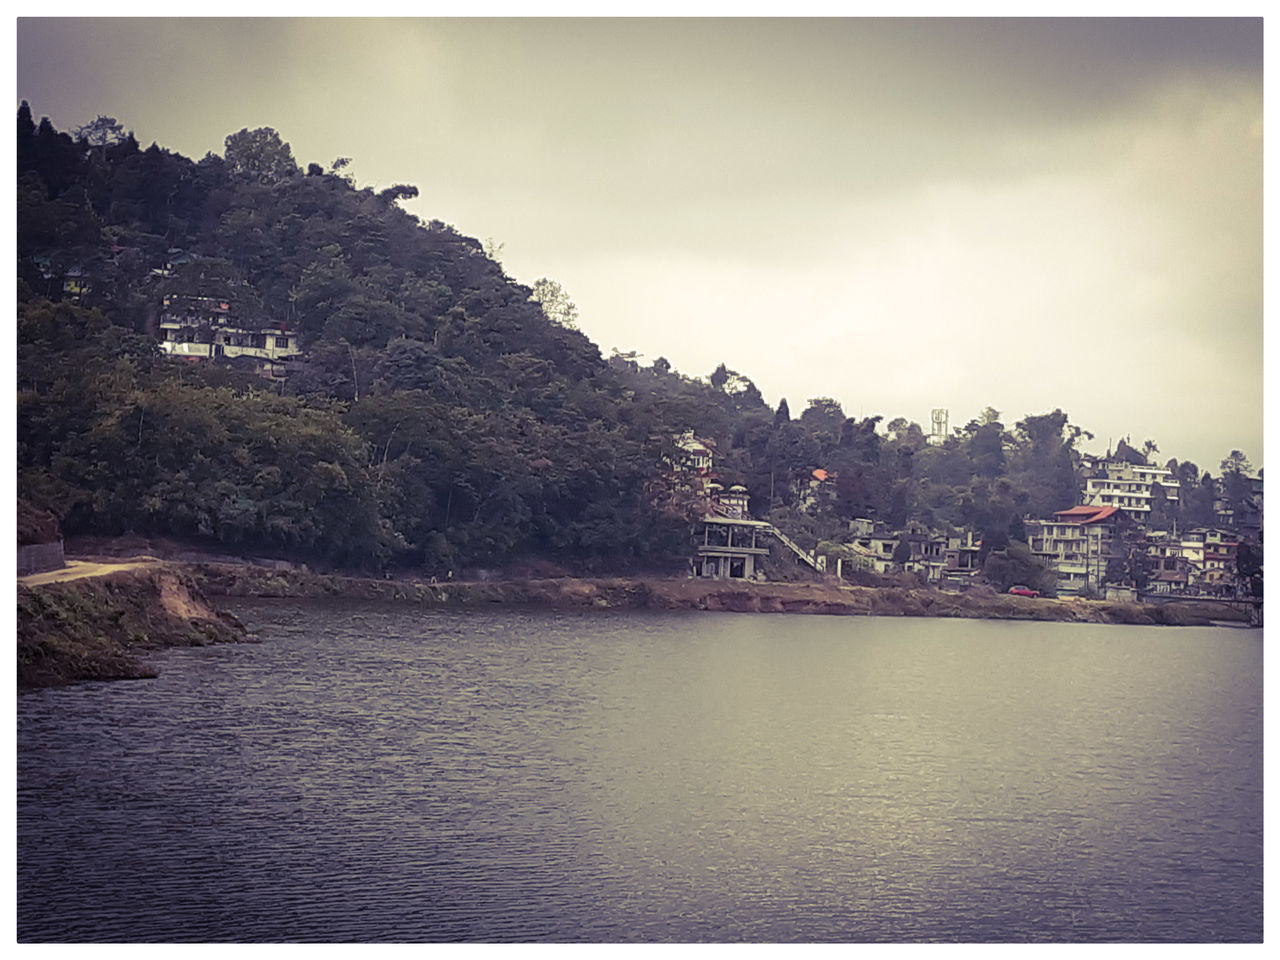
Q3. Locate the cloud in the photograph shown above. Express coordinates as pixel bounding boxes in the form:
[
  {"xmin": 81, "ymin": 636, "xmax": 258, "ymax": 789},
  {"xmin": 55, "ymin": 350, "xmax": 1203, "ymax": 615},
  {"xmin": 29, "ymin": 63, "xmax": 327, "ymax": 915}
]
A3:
[{"xmin": 16, "ymin": 17, "xmax": 1263, "ymax": 470}]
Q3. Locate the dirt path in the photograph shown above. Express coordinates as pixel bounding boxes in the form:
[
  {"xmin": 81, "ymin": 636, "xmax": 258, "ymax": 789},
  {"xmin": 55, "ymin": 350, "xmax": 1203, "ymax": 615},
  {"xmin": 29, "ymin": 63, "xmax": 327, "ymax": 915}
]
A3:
[{"xmin": 17, "ymin": 558, "xmax": 163, "ymax": 587}]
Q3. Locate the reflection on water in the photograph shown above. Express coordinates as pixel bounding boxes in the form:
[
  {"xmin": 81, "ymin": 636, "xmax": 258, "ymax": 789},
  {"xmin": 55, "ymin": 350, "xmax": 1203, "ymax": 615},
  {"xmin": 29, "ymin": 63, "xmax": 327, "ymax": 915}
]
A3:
[{"xmin": 18, "ymin": 601, "xmax": 1262, "ymax": 942}]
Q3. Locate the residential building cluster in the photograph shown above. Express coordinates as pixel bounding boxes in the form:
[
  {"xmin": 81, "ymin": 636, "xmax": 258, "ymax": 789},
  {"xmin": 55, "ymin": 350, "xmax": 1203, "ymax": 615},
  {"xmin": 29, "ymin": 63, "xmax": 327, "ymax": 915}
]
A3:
[
  {"xmin": 671, "ymin": 431, "xmax": 1262, "ymax": 598},
  {"xmin": 835, "ymin": 518, "xmax": 982, "ymax": 587}
]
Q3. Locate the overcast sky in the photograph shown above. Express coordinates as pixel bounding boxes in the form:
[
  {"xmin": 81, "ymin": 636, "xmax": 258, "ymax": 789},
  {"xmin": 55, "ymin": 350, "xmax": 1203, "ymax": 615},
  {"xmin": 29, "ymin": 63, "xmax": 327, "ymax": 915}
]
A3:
[{"xmin": 16, "ymin": 16, "xmax": 1264, "ymax": 474}]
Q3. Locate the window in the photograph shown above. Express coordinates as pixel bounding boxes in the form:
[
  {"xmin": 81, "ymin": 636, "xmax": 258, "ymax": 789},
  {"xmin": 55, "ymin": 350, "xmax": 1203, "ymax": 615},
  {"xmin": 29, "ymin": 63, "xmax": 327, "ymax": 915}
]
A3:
[{"xmin": 276, "ymin": 337, "xmax": 290, "ymax": 349}]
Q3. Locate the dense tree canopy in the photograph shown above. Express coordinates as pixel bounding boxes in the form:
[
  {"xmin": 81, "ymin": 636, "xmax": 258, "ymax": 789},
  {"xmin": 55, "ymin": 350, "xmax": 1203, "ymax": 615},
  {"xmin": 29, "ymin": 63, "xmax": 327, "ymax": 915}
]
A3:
[{"xmin": 15, "ymin": 106, "xmax": 1260, "ymax": 579}]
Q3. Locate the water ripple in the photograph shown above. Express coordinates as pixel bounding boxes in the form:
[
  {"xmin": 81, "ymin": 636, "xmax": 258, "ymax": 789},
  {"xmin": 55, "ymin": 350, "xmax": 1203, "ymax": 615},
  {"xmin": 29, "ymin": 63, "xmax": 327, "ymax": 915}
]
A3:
[{"xmin": 18, "ymin": 601, "xmax": 1262, "ymax": 943}]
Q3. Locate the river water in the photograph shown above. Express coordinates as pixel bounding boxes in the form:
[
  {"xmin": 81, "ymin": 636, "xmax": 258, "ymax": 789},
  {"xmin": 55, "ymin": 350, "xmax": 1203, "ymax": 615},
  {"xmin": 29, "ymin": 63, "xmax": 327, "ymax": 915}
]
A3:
[{"xmin": 17, "ymin": 600, "xmax": 1262, "ymax": 943}]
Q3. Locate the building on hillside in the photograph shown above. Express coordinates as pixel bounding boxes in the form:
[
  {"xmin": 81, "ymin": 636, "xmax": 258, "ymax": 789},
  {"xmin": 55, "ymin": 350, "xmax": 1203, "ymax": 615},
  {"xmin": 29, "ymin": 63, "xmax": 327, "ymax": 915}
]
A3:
[
  {"xmin": 691, "ymin": 483, "xmax": 771, "ymax": 580},
  {"xmin": 1077, "ymin": 452, "xmax": 1106, "ymax": 476},
  {"xmin": 61, "ymin": 264, "xmax": 91, "ymax": 302},
  {"xmin": 1143, "ymin": 527, "xmax": 1241, "ymax": 596},
  {"xmin": 1026, "ymin": 504, "xmax": 1138, "ymax": 596},
  {"xmin": 855, "ymin": 534, "xmax": 899, "ymax": 574},
  {"xmin": 673, "ymin": 431, "xmax": 716, "ymax": 474},
  {"xmin": 941, "ymin": 532, "xmax": 983, "ymax": 585},
  {"xmin": 1190, "ymin": 528, "xmax": 1239, "ymax": 593},
  {"xmin": 1144, "ymin": 533, "xmax": 1194, "ymax": 593},
  {"xmin": 798, "ymin": 468, "xmax": 839, "ymax": 514},
  {"xmin": 157, "ymin": 293, "xmax": 300, "ymax": 380},
  {"xmin": 848, "ymin": 517, "xmax": 875, "ymax": 538},
  {"xmin": 1082, "ymin": 461, "xmax": 1180, "ymax": 521},
  {"xmin": 841, "ymin": 522, "xmax": 951, "ymax": 582},
  {"xmin": 714, "ymin": 484, "xmax": 751, "ymax": 519},
  {"xmin": 657, "ymin": 431, "xmax": 722, "ymax": 518},
  {"xmin": 149, "ymin": 250, "xmax": 195, "ymax": 279},
  {"xmin": 920, "ymin": 534, "xmax": 951, "ymax": 582}
]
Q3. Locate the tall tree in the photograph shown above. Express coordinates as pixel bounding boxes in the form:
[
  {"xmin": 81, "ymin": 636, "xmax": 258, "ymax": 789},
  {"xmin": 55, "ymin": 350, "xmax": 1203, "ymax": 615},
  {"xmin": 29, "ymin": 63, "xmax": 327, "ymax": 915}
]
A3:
[
  {"xmin": 73, "ymin": 115, "xmax": 126, "ymax": 150},
  {"xmin": 223, "ymin": 127, "xmax": 299, "ymax": 184},
  {"xmin": 529, "ymin": 277, "xmax": 579, "ymax": 329}
]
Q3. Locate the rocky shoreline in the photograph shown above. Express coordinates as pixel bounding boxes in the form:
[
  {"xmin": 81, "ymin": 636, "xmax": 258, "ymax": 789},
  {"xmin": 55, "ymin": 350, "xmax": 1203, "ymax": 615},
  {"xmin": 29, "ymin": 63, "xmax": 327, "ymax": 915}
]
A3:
[
  {"xmin": 17, "ymin": 564, "xmax": 247, "ymax": 688},
  {"xmin": 18, "ymin": 558, "xmax": 1241, "ymax": 689}
]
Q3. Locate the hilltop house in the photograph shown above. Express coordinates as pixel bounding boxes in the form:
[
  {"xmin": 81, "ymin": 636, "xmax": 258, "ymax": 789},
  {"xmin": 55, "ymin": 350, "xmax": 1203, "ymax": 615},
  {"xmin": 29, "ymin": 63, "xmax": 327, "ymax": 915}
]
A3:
[{"xmin": 673, "ymin": 431, "xmax": 715, "ymax": 474}]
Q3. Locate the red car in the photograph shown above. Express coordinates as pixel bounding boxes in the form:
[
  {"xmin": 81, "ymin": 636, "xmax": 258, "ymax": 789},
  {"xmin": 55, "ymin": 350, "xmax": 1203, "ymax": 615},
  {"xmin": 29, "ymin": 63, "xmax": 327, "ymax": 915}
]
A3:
[{"xmin": 1008, "ymin": 585, "xmax": 1040, "ymax": 598}]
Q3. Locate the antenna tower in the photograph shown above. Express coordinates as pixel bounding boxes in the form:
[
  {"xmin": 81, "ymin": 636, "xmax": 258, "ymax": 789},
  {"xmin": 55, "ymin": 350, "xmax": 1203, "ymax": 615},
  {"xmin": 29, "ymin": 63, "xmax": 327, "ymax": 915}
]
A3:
[{"xmin": 930, "ymin": 408, "xmax": 949, "ymax": 440}]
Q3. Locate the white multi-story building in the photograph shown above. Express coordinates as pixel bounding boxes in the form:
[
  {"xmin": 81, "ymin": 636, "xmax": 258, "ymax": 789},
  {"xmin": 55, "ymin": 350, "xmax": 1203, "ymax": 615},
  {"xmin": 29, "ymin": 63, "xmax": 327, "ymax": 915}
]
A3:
[
  {"xmin": 1083, "ymin": 462, "xmax": 1180, "ymax": 519},
  {"xmin": 157, "ymin": 294, "xmax": 300, "ymax": 379}
]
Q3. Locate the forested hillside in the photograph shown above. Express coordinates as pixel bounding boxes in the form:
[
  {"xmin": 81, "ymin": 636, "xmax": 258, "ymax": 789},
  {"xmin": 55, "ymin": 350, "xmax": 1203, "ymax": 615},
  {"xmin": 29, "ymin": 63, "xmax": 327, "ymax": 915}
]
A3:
[{"xmin": 16, "ymin": 105, "xmax": 1248, "ymax": 576}]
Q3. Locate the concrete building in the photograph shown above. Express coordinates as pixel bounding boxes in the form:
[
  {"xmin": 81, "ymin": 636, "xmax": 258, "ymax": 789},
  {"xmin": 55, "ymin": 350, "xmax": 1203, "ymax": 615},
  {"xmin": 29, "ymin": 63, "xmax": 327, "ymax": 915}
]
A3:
[
  {"xmin": 157, "ymin": 294, "xmax": 300, "ymax": 380},
  {"xmin": 1026, "ymin": 504, "xmax": 1137, "ymax": 596},
  {"xmin": 1083, "ymin": 461, "xmax": 1180, "ymax": 520},
  {"xmin": 691, "ymin": 482, "xmax": 773, "ymax": 579},
  {"xmin": 1144, "ymin": 533, "xmax": 1193, "ymax": 593},
  {"xmin": 692, "ymin": 516, "xmax": 773, "ymax": 579},
  {"xmin": 1198, "ymin": 529, "xmax": 1240, "ymax": 591}
]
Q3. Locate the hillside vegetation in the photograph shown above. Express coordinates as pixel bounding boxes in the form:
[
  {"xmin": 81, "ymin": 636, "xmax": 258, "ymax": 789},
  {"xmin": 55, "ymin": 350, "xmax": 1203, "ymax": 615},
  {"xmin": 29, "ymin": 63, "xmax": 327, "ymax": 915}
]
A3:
[{"xmin": 16, "ymin": 106, "xmax": 1249, "ymax": 578}]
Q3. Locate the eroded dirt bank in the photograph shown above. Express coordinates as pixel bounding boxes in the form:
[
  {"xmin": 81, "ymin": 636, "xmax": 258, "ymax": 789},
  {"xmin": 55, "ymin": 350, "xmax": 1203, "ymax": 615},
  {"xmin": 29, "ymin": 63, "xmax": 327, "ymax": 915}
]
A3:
[{"xmin": 17, "ymin": 564, "xmax": 247, "ymax": 688}]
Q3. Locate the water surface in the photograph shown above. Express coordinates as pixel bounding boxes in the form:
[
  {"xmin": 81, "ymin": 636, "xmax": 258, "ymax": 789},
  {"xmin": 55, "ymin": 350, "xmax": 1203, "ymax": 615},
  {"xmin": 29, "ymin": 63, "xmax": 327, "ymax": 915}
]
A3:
[{"xmin": 18, "ymin": 601, "xmax": 1263, "ymax": 942}]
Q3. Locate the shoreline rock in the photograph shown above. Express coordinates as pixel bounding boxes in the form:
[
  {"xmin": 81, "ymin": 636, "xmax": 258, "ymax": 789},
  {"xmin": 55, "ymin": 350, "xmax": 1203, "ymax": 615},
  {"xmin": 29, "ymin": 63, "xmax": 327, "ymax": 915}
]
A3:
[{"xmin": 17, "ymin": 564, "xmax": 247, "ymax": 688}]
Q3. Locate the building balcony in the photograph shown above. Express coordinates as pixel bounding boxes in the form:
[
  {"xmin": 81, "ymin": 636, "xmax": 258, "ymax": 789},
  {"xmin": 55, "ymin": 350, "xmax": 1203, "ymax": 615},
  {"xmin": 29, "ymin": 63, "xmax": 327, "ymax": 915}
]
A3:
[{"xmin": 697, "ymin": 544, "xmax": 772, "ymax": 557}]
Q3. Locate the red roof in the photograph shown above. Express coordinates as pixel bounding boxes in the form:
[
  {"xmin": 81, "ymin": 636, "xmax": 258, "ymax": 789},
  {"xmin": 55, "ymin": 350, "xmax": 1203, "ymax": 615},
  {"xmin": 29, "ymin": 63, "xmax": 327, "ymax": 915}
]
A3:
[{"xmin": 1053, "ymin": 504, "xmax": 1121, "ymax": 524}]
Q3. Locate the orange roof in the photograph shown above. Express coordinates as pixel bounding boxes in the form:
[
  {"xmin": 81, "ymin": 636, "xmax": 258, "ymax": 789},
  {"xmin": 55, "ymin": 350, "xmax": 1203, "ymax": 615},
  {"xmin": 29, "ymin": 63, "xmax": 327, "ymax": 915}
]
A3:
[{"xmin": 1054, "ymin": 504, "xmax": 1121, "ymax": 524}]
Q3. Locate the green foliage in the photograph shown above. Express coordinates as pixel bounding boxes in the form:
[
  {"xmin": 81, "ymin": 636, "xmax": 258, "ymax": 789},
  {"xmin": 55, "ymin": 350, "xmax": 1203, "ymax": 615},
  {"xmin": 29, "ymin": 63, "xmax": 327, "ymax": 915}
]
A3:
[
  {"xmin": 529, "ymin": 277, "xmax": 579, "ymax": 330},
  {"xmin": 1127, "ymin": 548, "xmax": 1152, "ymax": 591},
  {"xmin": 1113, "ymin": 439, "xmax": 1147, "ymax": 465},
  {"xmin": 16, "ymin": 108, "xmax": 1253, "ymax": 580},
  {"xmin": 891, "ymin": 539, "xmax": 911, "ymax": 566},
  {"xmin": 18, "ymin": 299, "xmax": 387, "ymax": 566},
  {"xmin": 223, "ymin": 127, "xmax": 299, "ymax": 184},
  {"xmin": 982, "ymin": 541, "xmax": 1056, "ymax": 596}
]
